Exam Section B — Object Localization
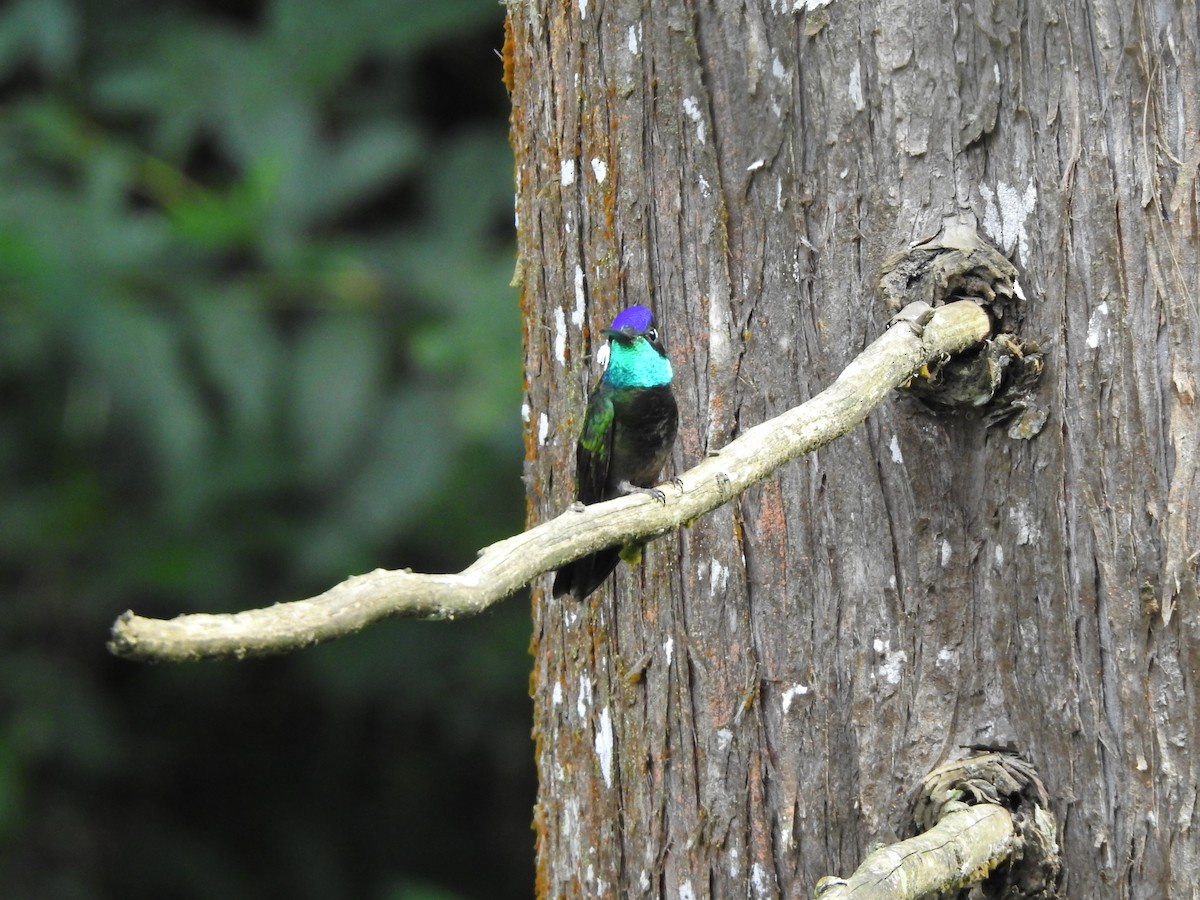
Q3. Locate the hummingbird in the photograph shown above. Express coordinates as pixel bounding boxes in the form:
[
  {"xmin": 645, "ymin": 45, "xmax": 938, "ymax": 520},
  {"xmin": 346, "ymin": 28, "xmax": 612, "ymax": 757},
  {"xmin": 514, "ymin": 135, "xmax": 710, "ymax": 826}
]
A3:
[{"xmin": 552, "ymin": 304, "xmax": 679, "ymax": 600}]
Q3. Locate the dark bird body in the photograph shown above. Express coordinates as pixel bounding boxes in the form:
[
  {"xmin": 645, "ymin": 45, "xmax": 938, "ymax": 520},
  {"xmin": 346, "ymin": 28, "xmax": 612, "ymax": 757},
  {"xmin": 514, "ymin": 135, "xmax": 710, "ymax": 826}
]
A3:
[{"xmin": 552, "ymin": 305, "xmax": 678, "ymax": 600}]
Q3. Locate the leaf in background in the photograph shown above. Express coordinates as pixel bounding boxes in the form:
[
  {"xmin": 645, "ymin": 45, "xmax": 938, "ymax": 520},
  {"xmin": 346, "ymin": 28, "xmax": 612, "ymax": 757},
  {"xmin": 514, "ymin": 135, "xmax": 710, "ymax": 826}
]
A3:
[
  {"xmin": 297, "ymin": 121, "xmax": 423, "ymax": 225},
  {"xmin": 91, "ymin": 24, "xmax": 263, "ymax": 161},
  {"xmin": 0, "ymin": 0, "xmax": 80, "ymax": 77},
  {"xmin": 269, "ymin": 0, "xmax": 502, "ymax": 73},
  {"xmin": 423, "ymin": 130, "xmax": 516, "ymax": 243},
  {"xmin": 256, "ymin": 114, "xmax": 423, "ymax": 235},
  {"xmin": 289, "ymin": 312, "xmax": 387, "ymax": 483},
  {"xmin": 82, "ymin": 304, "xmax": 212, "ymax": 522},
  {"xmin": 299, "ymin": 385, "xmax": 449, "ymax": 579},
  {"xmin": 408, "ymin": 251, "xmax": 522, "ymax": 440},
  {"xmin": 188, "ymin": 293, "xmax": 283, "ymax": 443},
  {"xmin": 164, "ymin": 169, "xmax": 271, "ymax": 250},
  {"xmin": 344, "ymin": 385, "xmax": 449, "ymax": 534}
]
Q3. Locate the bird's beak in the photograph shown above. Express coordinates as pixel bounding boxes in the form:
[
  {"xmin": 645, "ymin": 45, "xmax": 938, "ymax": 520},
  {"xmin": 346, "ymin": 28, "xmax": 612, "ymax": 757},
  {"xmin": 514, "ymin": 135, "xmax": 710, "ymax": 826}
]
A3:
[{"xmin": 602, "ymin": 325, "xmax": 638, "ymax": 344}]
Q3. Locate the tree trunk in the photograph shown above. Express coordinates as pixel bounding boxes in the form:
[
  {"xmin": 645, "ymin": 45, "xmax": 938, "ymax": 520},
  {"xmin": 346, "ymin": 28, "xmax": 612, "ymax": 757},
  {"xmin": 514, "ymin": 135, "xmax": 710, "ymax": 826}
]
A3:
[{"xmin": 508, "ymin": 0, "xmax": 1199, "ymax": 896}]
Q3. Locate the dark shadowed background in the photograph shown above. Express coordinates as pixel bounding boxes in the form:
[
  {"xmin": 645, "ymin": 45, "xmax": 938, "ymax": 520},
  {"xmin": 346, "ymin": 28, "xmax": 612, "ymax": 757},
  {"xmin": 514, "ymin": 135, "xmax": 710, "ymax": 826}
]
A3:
[{"xmin": 0, "ymin": 1, "xmax": 533, "ymax": 897}]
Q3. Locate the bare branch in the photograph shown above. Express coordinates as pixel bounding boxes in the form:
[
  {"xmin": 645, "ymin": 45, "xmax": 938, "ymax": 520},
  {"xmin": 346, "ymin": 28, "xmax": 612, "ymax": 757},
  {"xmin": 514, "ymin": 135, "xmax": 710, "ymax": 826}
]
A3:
[{"xmin": 108, "ymin": 300, "xmax": 990, "ymax": 662}]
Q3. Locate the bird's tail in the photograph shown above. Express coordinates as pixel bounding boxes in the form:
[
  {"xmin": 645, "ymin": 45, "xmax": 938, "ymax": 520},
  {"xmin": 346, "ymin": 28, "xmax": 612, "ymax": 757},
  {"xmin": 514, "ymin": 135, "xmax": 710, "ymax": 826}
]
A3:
[{"xmin": 551, "ymin": 547, "xmax": 621, "ymax": 600}]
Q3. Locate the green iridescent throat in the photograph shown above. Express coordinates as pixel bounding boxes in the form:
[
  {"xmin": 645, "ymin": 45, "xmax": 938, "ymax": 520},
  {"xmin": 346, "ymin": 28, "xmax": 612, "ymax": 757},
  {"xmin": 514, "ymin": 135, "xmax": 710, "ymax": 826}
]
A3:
[{"xmin": 602, "ymin": 337, "xmax": 673, "ymax": 388}]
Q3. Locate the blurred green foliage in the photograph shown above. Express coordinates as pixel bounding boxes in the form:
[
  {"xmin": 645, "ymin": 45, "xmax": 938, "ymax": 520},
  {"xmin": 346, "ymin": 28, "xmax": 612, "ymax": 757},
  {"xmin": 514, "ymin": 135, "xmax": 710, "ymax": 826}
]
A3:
[{"xmin": 0, "ymin": 1, "xmax": 532, "ymax": 898}]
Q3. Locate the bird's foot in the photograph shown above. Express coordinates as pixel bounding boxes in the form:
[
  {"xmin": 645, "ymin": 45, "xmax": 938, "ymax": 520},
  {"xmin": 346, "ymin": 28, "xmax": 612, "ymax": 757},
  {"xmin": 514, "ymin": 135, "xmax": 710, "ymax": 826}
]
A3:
[
  {"xmin": 568, "ymin": 500, "xmax": 587, "ymax": 513},
  {"xmin": 618, "ymin": 480, "xmax": 667, "ymax": 505}
]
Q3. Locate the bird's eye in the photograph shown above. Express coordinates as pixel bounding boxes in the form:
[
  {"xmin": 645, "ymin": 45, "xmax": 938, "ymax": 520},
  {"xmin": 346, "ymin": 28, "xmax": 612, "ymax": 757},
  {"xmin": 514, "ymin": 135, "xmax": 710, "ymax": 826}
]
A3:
[{"xmin": 646, "ymin": 327, "xmax": 658, "ymax": 342}]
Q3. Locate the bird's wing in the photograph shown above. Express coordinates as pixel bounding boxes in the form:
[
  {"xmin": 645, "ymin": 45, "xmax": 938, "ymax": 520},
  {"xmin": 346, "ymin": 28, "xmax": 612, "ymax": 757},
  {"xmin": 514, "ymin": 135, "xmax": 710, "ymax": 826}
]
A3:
[{"xmin": 575, "ymin": 389, "xmax": 614, "ymax": 505}]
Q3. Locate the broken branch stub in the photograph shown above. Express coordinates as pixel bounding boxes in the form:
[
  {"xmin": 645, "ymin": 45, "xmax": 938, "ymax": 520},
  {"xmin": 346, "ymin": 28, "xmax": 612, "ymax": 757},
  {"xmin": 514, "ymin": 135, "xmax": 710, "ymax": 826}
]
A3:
[
  {"xmin": 878, "ymin": 217, "xmax": 1046, "ymax": 438},
  {"xmin": 814, "ymin": 751, "xmax": 1062, "ymax": 900},
  {"xmin": 914, "ymin": 752, "xmax": 1063, "ymax": 899}
]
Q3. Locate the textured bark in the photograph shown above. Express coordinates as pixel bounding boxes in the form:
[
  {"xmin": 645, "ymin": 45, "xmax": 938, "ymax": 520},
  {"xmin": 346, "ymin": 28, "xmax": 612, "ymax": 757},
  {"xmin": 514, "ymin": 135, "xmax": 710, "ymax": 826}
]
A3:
[{"xmin": 509, "ymin": 0, "xmax": 1200, "ymax": 897}]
